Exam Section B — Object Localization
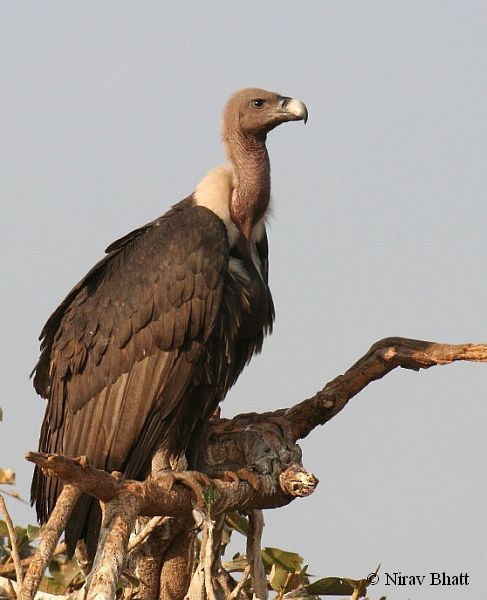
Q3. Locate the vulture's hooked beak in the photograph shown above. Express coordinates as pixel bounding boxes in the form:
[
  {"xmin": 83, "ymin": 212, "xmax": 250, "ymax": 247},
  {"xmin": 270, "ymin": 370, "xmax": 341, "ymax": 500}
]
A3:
[{"xmin": 278, "ymin": 96, "xmax": 308, "ymax": 124}]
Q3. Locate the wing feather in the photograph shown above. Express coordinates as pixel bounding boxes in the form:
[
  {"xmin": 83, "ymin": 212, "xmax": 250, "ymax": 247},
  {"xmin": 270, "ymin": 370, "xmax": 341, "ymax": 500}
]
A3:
[{"xmin": 32, "ymin": 202, "xmax": 230, "ymax": 541}]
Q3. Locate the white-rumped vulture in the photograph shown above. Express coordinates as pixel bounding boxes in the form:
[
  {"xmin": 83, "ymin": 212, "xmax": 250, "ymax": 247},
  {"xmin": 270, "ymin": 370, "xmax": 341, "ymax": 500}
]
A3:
[{"xmin": 31, "ymin": 88, "xmax": 308, "ymax": 554}]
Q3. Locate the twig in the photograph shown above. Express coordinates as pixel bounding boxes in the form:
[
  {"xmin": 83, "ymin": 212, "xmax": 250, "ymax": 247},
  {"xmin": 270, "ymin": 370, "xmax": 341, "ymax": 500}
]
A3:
[
  {"xmin": 18, "ymin": 484, "xmax": 81, "ymax": 600},
  {"xmin": 0, "ymin": 494, "xmax": 23, "ymax": 588},
  {"xmin": 206, "ymin": 338, "xmax": 487, "ymax": 449},
  {"xmin": 283, "ymin": 338, "xmax": 487, "ymax": 441},
  {"xmin": 185, "ymin": 533, "xmax": 205, "ymax": 599},
  {"xmin": 228, "ymin": 564, "xmax": 251, "ymax": 600},
  {"xmin": 21, "ymin": 337, "xmax": 486, "ymax": 598},
  {"xmin": 0, "ymin": 544, "xmax": 67, "ymax": 576},
  {"xmin": 4, "ymin": 575, "xmax": 17, "ymax": 599},
  {"xmin": 0, "ymin": 576, "xmax": 62, "ymax": 600},
  {"xmin": 0, "ymin": 490, "xmax": 28, "ymax": 504},
  {"xmin": 127, "ymin": 516, "xmax": 167, "ymax": 552}
]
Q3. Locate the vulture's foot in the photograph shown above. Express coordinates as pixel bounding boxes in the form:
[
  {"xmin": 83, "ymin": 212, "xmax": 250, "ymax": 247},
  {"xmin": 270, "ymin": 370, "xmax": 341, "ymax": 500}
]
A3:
[
  {"xmin": 168, "ymin": 470, "xmax": 212, "ymax": 508},
  {"xmin": 207, "ymin": 467, "xmax": 261, "ymax": 491}
]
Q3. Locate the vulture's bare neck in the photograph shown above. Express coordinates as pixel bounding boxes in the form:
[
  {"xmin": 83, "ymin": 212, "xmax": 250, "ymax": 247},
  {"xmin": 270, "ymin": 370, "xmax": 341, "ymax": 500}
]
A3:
[{"xmin": 225, "ymin": 130, "xmax": 270, "ymax": 239}]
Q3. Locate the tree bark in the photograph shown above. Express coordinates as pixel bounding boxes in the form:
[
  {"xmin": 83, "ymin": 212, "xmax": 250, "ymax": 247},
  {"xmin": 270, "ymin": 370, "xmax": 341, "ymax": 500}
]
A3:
[{"xmin": 18, "ymin": 337, "xmax": 487, "ymax": 600}]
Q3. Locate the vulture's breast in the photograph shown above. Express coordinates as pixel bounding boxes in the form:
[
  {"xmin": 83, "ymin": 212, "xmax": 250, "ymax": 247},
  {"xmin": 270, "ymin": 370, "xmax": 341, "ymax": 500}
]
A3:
[
  {"xmin": 227, "ymin": 244, "xmax": 272, "ymax": 339},
  {"xmin": 192, "ymin": 164, "xmax": 273, "ymax": 340}
]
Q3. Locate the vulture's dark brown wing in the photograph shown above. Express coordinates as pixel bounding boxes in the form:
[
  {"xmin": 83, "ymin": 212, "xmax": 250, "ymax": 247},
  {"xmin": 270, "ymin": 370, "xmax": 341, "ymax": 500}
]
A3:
[{"xmin": 31, "ymin": 201, "xmax": 229, "ymax": 536}]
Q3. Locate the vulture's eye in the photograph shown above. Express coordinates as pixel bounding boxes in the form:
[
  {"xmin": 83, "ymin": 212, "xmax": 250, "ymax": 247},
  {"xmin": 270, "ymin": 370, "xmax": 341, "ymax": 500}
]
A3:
[{"xmin": 251, "ymin": 99, "xmax": 265, "ymax": 109}]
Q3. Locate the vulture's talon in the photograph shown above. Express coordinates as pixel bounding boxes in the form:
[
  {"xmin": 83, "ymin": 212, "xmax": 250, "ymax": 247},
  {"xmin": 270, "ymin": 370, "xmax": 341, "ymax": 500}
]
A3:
[
  {"xmin": 213, "ymin": 470, "xmax": 241, "ymax": 484},
  {"xmin": 170, "ymin": 471, "xmax": 212, "ymax": 508},
  {"xmin": 207, "ymin": 468, "xmax": 261, "ymax": 490},
  {"xmin": 234, "ymin": 468, "xmax": 261, "ymax": 490}
]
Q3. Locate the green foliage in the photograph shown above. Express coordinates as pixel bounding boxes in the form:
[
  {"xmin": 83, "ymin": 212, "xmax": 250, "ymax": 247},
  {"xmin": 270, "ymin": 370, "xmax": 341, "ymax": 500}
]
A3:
[
  {"xmin": 202, "ymin": 484, "xmax": 220, "ymax": 515},
  {"xmin": 0, "ymin": 413, "xmax": 82, "ymax": 593},
  {"xmin": 306, "ymin": 576, "xmax": 367, "ymax": 596},
  {"xmin": 222, "ymin": 512, "xmax": 379, "ymax": 598},
  {"xmin": 39, "ymin": 554, "xmax": 83, "ymax": 594},
  {"xmin": 223, "ymin": 552, "xmax": 248, "ymax": 573},
  {"xmin": 0, "ymin": 509, "xmax": 383, "ymax": 598},
  {"xmin": 0, "ymin": 520, "xmax": 40, "ymax": 562},
  {"xmin": 1, "ymin": 499, "xmax": 380, "ymax": 597},
  {"xmin": 27, "ymin": 524, "xmax": 41, "ymax": 541},
  {"xmin": 262, "ymin": 547, "xmax": 304, "ymax": 573},
  {"xmin": 225, "ymin": 510, "xmax": 249, "ymax": 536},
  {"xmin": 0, "ymin": 518, "xmax": 83, "ymax": 593}
]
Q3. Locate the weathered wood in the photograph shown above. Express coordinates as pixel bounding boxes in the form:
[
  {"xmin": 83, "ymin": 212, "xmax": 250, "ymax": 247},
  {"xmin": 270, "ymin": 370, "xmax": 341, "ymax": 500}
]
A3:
[
  {"xmin": 0, "ymin": 494, "xmax": 23, "ymax": 588},
  {"xmin": 25, "ymin": 459, "xmax": 312, "ymax": 517},
  {"xmin": 0, "ymin": 575, "xmax": 61, "ymax": 600},
  {"xmin": 85, "ymin": 494, "xmax": 139, "ymax": 600},
  {"xmin": 285, "ymin": 338, "xmax": 487, "ymax": 440},
  {"xmin": 20, "ymin": 337, "xmax": 487, "ymax": 599},
  {"xmin": 18, "ymin": 485, "xmax": 81, "ymax": 600}
]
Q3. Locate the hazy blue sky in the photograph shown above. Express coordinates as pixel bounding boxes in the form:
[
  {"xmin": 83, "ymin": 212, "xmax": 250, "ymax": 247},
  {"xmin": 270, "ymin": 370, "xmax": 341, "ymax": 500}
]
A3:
[{"xmin": 1, "ymin": 2, "xmax": 486, "ymax": 598}]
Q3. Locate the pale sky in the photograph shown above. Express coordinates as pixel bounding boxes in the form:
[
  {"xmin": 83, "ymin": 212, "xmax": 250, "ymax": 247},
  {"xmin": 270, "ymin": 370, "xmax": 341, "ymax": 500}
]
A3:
[{"xmin": 1, "ymin": 2, "xmax": 486, "ymax": 599}]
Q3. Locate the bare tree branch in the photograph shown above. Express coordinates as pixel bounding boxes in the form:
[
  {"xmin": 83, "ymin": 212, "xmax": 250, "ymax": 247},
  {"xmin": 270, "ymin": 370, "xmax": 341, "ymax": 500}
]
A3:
[
  {"xmin": 202, "ymin": 516, "xmax": 216, "ymax": 600},
  {"xmin": 25, "ymin": 455, "xmax": 314, "ymax": 518},
  {"xmin": 18, "ymin": 337, "xmax": 487, "ymax": 599},
  {"xmin": 18, "ymin": 485, "xmax": 81, "ymax": 600},
  {"xmin": 227, "ymin": 565, "xmax": 251, "ymax": 600},
  {"xmin": 214, "ymin": 338, "xmax": 487, "ymax": 442},
  {"xmin": 85, "ymin": 494, "xmax": 139, "ymax": 600},
  {"xmin": 0, "ymin": 494, "xmax": 23, "ymax": 589},
  {"xmin": 127, "ymin": 516, "xmax": 168, "ymax": 553},
  {"xmin": 0, "ymin": 545, "xmax": 67, "ymax": 577},
  {"xmin": 286, "ymin": 338, "xmax": 487, "ymax": 440},
  {"xmin": 0, "ymin": 575, "xmax": 64, "ymax": 600}
]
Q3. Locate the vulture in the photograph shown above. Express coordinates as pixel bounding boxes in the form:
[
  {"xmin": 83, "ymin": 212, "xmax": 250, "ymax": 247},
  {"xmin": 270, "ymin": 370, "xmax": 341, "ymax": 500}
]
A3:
[{"xmin": 31, "ymin": 88, "xmax": 308, "ymax": 555}]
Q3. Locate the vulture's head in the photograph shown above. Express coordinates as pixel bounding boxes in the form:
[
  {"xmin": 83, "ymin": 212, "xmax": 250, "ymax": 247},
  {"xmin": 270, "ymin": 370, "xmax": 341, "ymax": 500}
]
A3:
[{"xmin": 222, "ymin": 88, "xmax": 308, "ymax": 140}]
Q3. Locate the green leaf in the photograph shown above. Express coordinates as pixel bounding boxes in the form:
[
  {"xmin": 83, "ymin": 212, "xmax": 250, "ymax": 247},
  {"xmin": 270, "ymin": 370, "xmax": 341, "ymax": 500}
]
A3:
[
  {"xmin": 221, "ymin": 524, "xmax": 232, "ymax": 547},
  {"xmin": 42, "ymin": 555, "xmax": 83, "ymax": 593},
  {"xmin": 305, "ymin": 577, "xmax": 354, "ymax": 595},
  {"xmin": 269, "ymin": 563, "xmax": 288, "ymax": 592},
  {"xmin": 27, "ymin": 524, "xmax": 41, "ymax": 541},
  {"xmin": 261, "ymin": 547, "xmax": 304, "ymax": 573},
  {"xmin": 39, "ymin": 576, "xmax": 69, "ymax": 595},
  {"xmin": 222, "ymin": 553, "xmax": 248, "ymax": 573},
  {"xmin": 305, "ymin": 576, "xmax": 368, "ymax": 596},
  {"xmin": 0, "ymin": 406, "xmax": 3, "ymax": 421},
  {"xmin": 225, "ymin": 511, "xmax": 249, "ymax": 536},
  {"xmin": 14, "ymin": 525, "xmax": 27, "ymax": 539},
  {"xmin": 202, "ymin": 485, "xmax": 220, "ymax": 513},
  {"xmin": 0, "ymin": 520, "xmax": 9, "ymax": 537},
  {"xmin": 14, "ymin": 529, "xmax": 32, "ymax": 554}
]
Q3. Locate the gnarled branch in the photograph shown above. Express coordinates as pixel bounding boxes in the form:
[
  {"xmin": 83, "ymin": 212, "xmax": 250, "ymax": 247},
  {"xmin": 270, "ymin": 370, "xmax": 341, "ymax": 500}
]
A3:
[
  {"xmin": 19, "ymin": 337, "xmax": 487, "ymax": 599},
  {"xmin": 214, "ymin": 338, "xmax": 487, "ymax": 442},
  {"xmin": 18, "ymin": 485, "xmax": 80, "ymax": 600}
]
